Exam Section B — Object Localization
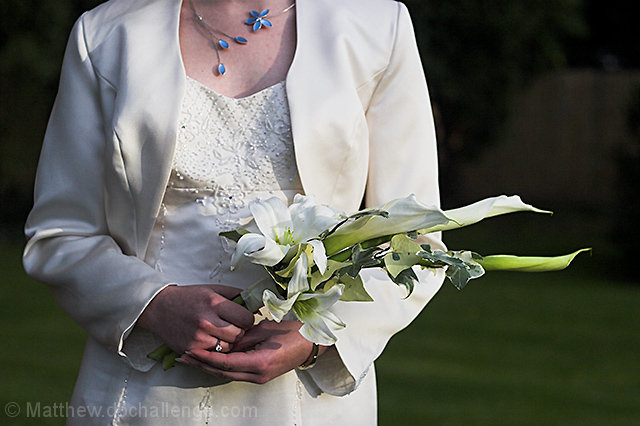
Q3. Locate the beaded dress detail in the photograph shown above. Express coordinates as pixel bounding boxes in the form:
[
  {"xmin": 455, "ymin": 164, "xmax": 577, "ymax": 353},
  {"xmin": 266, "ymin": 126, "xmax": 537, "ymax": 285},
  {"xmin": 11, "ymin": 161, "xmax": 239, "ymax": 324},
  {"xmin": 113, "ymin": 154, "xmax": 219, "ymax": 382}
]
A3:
[{"xmin": 144, "ymin": 77, "xmax": 303, "ymax": 285}]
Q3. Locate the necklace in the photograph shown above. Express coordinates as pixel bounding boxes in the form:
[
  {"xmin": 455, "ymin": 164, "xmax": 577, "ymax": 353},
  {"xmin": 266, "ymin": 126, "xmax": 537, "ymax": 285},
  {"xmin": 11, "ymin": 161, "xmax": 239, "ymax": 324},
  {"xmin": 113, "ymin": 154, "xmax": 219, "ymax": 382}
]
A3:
[{"xmin": 189, "ymin": 0, "xmax": 296, "ymax": 76}]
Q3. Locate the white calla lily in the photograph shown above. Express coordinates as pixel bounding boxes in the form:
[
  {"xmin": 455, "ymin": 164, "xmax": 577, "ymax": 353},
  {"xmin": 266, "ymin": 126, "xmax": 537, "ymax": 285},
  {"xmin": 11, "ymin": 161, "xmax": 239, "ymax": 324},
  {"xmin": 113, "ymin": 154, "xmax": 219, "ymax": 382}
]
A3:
[
  {"xmin": 323, "ymin": 194, "xmax": 451, "ymax": 255},
  {"xmin": 425, "ymin": 195, "xmax": 552, "ymax": 233},
  {"xmin": 230, "ymin": 195, "xmax": 343, "ymax": 270}
]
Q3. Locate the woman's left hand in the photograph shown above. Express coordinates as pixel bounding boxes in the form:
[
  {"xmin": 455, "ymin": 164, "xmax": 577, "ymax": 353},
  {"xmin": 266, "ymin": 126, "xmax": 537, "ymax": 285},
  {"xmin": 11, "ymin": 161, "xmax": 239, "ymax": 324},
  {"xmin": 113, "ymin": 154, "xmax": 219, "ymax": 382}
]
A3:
[{"xmin": 177, "ymin": 320, "xmax": 326, "ymax": 384}]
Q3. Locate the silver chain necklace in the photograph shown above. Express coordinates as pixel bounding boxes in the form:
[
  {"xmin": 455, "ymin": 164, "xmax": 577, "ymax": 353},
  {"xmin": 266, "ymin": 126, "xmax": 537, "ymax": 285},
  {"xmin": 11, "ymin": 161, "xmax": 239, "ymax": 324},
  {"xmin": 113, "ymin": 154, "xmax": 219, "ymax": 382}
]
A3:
[{"xmin": 189, "ymin": 0, "xmax": 295, "ymax": 76}]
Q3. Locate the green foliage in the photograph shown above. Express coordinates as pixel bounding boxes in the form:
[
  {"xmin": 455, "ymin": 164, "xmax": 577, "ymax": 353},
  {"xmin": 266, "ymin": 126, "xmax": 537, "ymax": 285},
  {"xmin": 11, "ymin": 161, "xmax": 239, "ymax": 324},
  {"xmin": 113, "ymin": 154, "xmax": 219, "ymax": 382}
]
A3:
[
  {"xmin": 335, "ymin": 273, "xmax": 374, "ymax": 302},
  {"xmin": 403, "ymin": 0, "xmax": 586, "ymax": 199},
  {"xmin": 383, "ymin": 234, "xmax": 423, "ymax": 278}
]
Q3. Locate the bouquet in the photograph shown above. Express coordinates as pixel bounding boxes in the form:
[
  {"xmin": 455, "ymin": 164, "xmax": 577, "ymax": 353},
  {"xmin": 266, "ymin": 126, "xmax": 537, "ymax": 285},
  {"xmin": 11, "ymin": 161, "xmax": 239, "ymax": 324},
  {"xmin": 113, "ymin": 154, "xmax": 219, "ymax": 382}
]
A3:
[{"xmin": 149, "ymin": 194, "xmax": 588, "ymax": 369}]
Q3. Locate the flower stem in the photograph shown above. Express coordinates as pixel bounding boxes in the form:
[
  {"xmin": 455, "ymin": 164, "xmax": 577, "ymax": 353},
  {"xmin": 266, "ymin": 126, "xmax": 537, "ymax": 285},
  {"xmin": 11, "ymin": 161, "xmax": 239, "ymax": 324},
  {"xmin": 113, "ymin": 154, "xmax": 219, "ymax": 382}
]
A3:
[{"xmin": 328, "ymin": 234, "xmax": 394, "ymax": 262}]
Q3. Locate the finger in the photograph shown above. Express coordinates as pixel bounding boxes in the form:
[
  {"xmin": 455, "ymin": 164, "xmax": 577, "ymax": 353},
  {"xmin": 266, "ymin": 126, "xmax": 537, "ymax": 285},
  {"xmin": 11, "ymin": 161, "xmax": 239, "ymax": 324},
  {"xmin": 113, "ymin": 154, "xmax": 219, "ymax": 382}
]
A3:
[
  {"xmin": 214, "ymin": 298, "xmax": 255, "ymax": 330},
  {"xmin": 232, "ymin": 326, "xmax": 271, "ymax": 352},
  {"xmin": 179, "ymin": 355, "xmax": 266, "ymax": 384},
  {"xmin": 198, "ymin": 317, "xmax": 245, "ymax": 344},
  {"xmin": 208, "ymin": 285, "xmax": 242, "ymax": 300},
  {"xmin": 188, "ymin": 335, "xmax": 232, "ymax": 353},
  {"xmin": 186, "ymin": 348, "xmax": 263, "ymax": 374}
]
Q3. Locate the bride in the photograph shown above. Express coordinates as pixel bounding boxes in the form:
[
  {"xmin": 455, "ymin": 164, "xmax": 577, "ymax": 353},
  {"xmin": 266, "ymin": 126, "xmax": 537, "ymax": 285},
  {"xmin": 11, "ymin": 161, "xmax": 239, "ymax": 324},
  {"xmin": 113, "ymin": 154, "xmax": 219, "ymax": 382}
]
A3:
[{"xmin": 23, "ymin": 0, "xmax": 445, "ymax": 424}]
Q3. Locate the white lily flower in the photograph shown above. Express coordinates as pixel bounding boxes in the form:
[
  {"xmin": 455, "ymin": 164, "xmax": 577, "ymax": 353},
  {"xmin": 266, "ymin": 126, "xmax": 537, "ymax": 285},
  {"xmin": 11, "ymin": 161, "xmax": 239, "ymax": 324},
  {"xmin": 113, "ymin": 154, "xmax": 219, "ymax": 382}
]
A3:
[
  {"xmin": 262, "ymin": 284, "xmax": 346, "ymax": 345},
  {"xmin": 231, "ymin": 195, "xmax": 343, "ymax": 271}
]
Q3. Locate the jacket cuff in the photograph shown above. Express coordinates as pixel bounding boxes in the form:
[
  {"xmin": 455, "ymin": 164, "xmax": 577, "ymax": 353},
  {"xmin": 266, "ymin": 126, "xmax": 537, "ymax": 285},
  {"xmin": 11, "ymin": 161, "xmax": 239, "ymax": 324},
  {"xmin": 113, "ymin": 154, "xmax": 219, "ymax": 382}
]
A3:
[
  {"xmin": 117, "ymin": 283, "xmax": 177, "ymax": 371},
  {"xmin": 296, "ymin": 346, "xmax": 362, "ymax": 397}
]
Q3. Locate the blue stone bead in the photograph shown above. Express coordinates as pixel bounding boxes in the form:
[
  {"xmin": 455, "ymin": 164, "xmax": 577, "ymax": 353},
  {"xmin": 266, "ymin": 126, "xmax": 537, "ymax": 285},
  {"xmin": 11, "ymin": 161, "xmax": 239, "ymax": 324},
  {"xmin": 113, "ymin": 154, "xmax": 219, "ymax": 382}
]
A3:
[
  {"xmin": 235, "ymin": 36, "xmax": 248, "ymax": 44},
  {"xmin": 218, "ymin": 40, "xmax": 229, "ymax": 49},
  {"xmin": 218, "ymin": 63, "xmax": 226, "ymax": 76}
]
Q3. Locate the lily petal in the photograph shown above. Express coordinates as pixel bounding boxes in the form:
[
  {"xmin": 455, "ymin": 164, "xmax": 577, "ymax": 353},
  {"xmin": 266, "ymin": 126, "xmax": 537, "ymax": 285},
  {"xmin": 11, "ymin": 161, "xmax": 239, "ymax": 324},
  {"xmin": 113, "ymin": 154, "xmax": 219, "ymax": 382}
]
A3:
[
  {"xmin": 231, "ymin": 233, "xmax": 266, "ymax": 269},
  {"xmin": 298, "ymin": 309, "xmax": 346, "ymax": 345},
  {"xmin": 244, "ymin": 236, "xmax": 288, "ymax": 266},
  {"xmin": 430, "ymin": 195, "xmax": 552, "ymax": 232},
  {"xmin": 249, "ymin": 197, "xmax": 292, "ymax": 241},
  {"xmin": 288, "ymin": 194, "xmax": 343, "ymax": 242},
  {"xmin": 297, "ymin": 283, "xmax": 344, "ymax": 311},
  {"xmin": 308, "ymin": 239, "xmax": 327, "ymax": 274},
  {"xmin": 263, "ymin": 289, "xmax": 299, "ymax": 322},
  {"xmin": 288, "ymin": 253, "xmax": 310, "ymax": 297}
]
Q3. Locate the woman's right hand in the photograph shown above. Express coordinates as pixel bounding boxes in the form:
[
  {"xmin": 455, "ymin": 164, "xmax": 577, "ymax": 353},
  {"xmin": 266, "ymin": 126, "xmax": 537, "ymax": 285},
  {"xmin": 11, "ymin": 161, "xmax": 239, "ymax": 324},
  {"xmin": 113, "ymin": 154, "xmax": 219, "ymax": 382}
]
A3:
[{"xmin": 137, "ymin": 285, "xmax": 255, "ymax": 354}]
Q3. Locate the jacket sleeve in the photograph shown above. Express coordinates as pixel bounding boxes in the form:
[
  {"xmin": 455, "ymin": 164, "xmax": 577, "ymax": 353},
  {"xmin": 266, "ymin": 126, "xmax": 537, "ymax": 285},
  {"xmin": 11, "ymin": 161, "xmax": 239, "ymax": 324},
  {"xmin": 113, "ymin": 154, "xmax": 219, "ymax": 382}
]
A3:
[
  {"xmin": 297, "ymin": 2, "xmax": 446, "ymax": 396},
  {"xmin": 22, "ymin": 14, "xmax": 173, "ymax": 370}
]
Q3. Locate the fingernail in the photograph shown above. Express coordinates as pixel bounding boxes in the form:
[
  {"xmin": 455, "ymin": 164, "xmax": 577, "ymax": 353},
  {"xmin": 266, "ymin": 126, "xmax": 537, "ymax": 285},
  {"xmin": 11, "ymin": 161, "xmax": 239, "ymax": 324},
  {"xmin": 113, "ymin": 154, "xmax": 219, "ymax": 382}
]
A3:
[
  {"xmin": 185, "ymin": 350, "xmax": 193, "ymax": 356},
  {"xmin": 175, "ymin": 358, "xmax": 188, "ymax": 364}
]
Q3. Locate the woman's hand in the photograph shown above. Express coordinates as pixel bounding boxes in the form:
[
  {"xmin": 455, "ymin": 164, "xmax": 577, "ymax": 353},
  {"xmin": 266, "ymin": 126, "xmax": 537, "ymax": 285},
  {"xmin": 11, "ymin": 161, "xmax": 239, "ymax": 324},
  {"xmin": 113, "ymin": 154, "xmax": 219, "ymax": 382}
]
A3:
[
  {"xmin": 177, "ymin": 319, "xmax": 329, "ymax": 384},
  {"xmin": 138, "ymin": 284, "xmax": 255, "ymax": 354}
]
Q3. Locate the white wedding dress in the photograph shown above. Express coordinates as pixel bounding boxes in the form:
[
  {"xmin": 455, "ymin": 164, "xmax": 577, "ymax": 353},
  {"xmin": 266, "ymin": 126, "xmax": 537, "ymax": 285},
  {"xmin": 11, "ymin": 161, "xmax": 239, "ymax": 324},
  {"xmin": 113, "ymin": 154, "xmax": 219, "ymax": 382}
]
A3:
[{"xmin": 68, "ymin": 77, "xmax": 376, "ymax": 425}]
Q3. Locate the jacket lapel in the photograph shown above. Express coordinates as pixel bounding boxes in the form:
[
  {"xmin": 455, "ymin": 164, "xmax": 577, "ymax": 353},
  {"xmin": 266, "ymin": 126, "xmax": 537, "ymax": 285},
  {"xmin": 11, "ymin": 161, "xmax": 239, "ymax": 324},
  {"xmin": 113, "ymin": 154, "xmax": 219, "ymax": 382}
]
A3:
[
  {"xmin": 286, "ymin": 0, "xmax": 368, "ymax": 212},
  {"xmin": 112, "ymin": 0, "xmax": 186, "ymax": 255}
]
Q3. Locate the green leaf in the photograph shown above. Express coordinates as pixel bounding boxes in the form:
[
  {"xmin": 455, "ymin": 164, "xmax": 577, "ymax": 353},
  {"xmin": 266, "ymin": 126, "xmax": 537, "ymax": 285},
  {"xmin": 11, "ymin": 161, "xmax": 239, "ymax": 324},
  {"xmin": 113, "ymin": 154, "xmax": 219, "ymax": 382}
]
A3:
[
  {"xmin": 162, "ymin": 351, "xmax": 179, "ymax": 370},
  {"xmin": 309, "ymin": 259, "xmax": 351, "ymax": 290},
  {"xmin": 418, "ymin": 248, "xmax": 485, "ymax": 290},
  {"xmin": 275, "ymin": 244, "xmax": 313, "ymax": 278},
  {"xmin": 383, "ymin": 234, "xmax": 424, "ymax": 278},
  {"xmin": 477, "ymin": 248, "xmax": 590, "ymax": 272},
  {"xmin": 343, "ymin": 244, "xmax": 384, "ymax": 278},
  {"xmin": 337, "ymin": 273, "xmax": 374, "ymax": 301},
  {"xmin": 445, "ymin": 259, "xmax": 484, "ymax": 290},
  {"xmin": 147, "ymin": 344, "xmax": 173, "ymax": 362},
  {"xmin": 387, "ymin": 267, "xmax": 419, "ymax": 297},
  {"xmin": 218, "ymin": 229, "xmax": 248, "ymax": 243},
  {"xmin": 264, "ymin": 266, "xmax": 290, "ymax": 290}
]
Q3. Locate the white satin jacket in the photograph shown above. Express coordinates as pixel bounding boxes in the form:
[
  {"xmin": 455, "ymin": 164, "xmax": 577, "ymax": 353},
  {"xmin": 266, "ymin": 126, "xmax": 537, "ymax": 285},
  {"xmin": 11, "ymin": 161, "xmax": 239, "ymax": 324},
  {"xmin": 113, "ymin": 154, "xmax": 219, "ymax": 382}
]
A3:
[{"xmin": 24, "ymin": 0, "xmax": 445, "ymax": 396}]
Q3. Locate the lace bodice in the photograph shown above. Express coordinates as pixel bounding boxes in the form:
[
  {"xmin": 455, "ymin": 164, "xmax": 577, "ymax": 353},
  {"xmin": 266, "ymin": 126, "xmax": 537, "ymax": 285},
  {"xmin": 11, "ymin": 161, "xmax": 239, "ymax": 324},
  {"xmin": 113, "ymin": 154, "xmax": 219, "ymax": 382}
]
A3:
[
  {"xmin": 144, "ymin": 77, "xmax": 303, "ymax": 285},
  {"xmin": 170, "ymin": 77, "xmax": 302, "ymax": 213}
]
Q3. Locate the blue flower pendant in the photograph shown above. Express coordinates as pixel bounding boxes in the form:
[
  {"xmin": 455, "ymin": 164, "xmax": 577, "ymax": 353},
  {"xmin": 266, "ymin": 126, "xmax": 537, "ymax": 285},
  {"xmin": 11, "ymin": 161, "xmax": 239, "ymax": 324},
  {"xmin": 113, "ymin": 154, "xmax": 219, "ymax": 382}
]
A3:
[{"xmin": 245, "ymin": 9, "xmax": 273, "ymax": 32}]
